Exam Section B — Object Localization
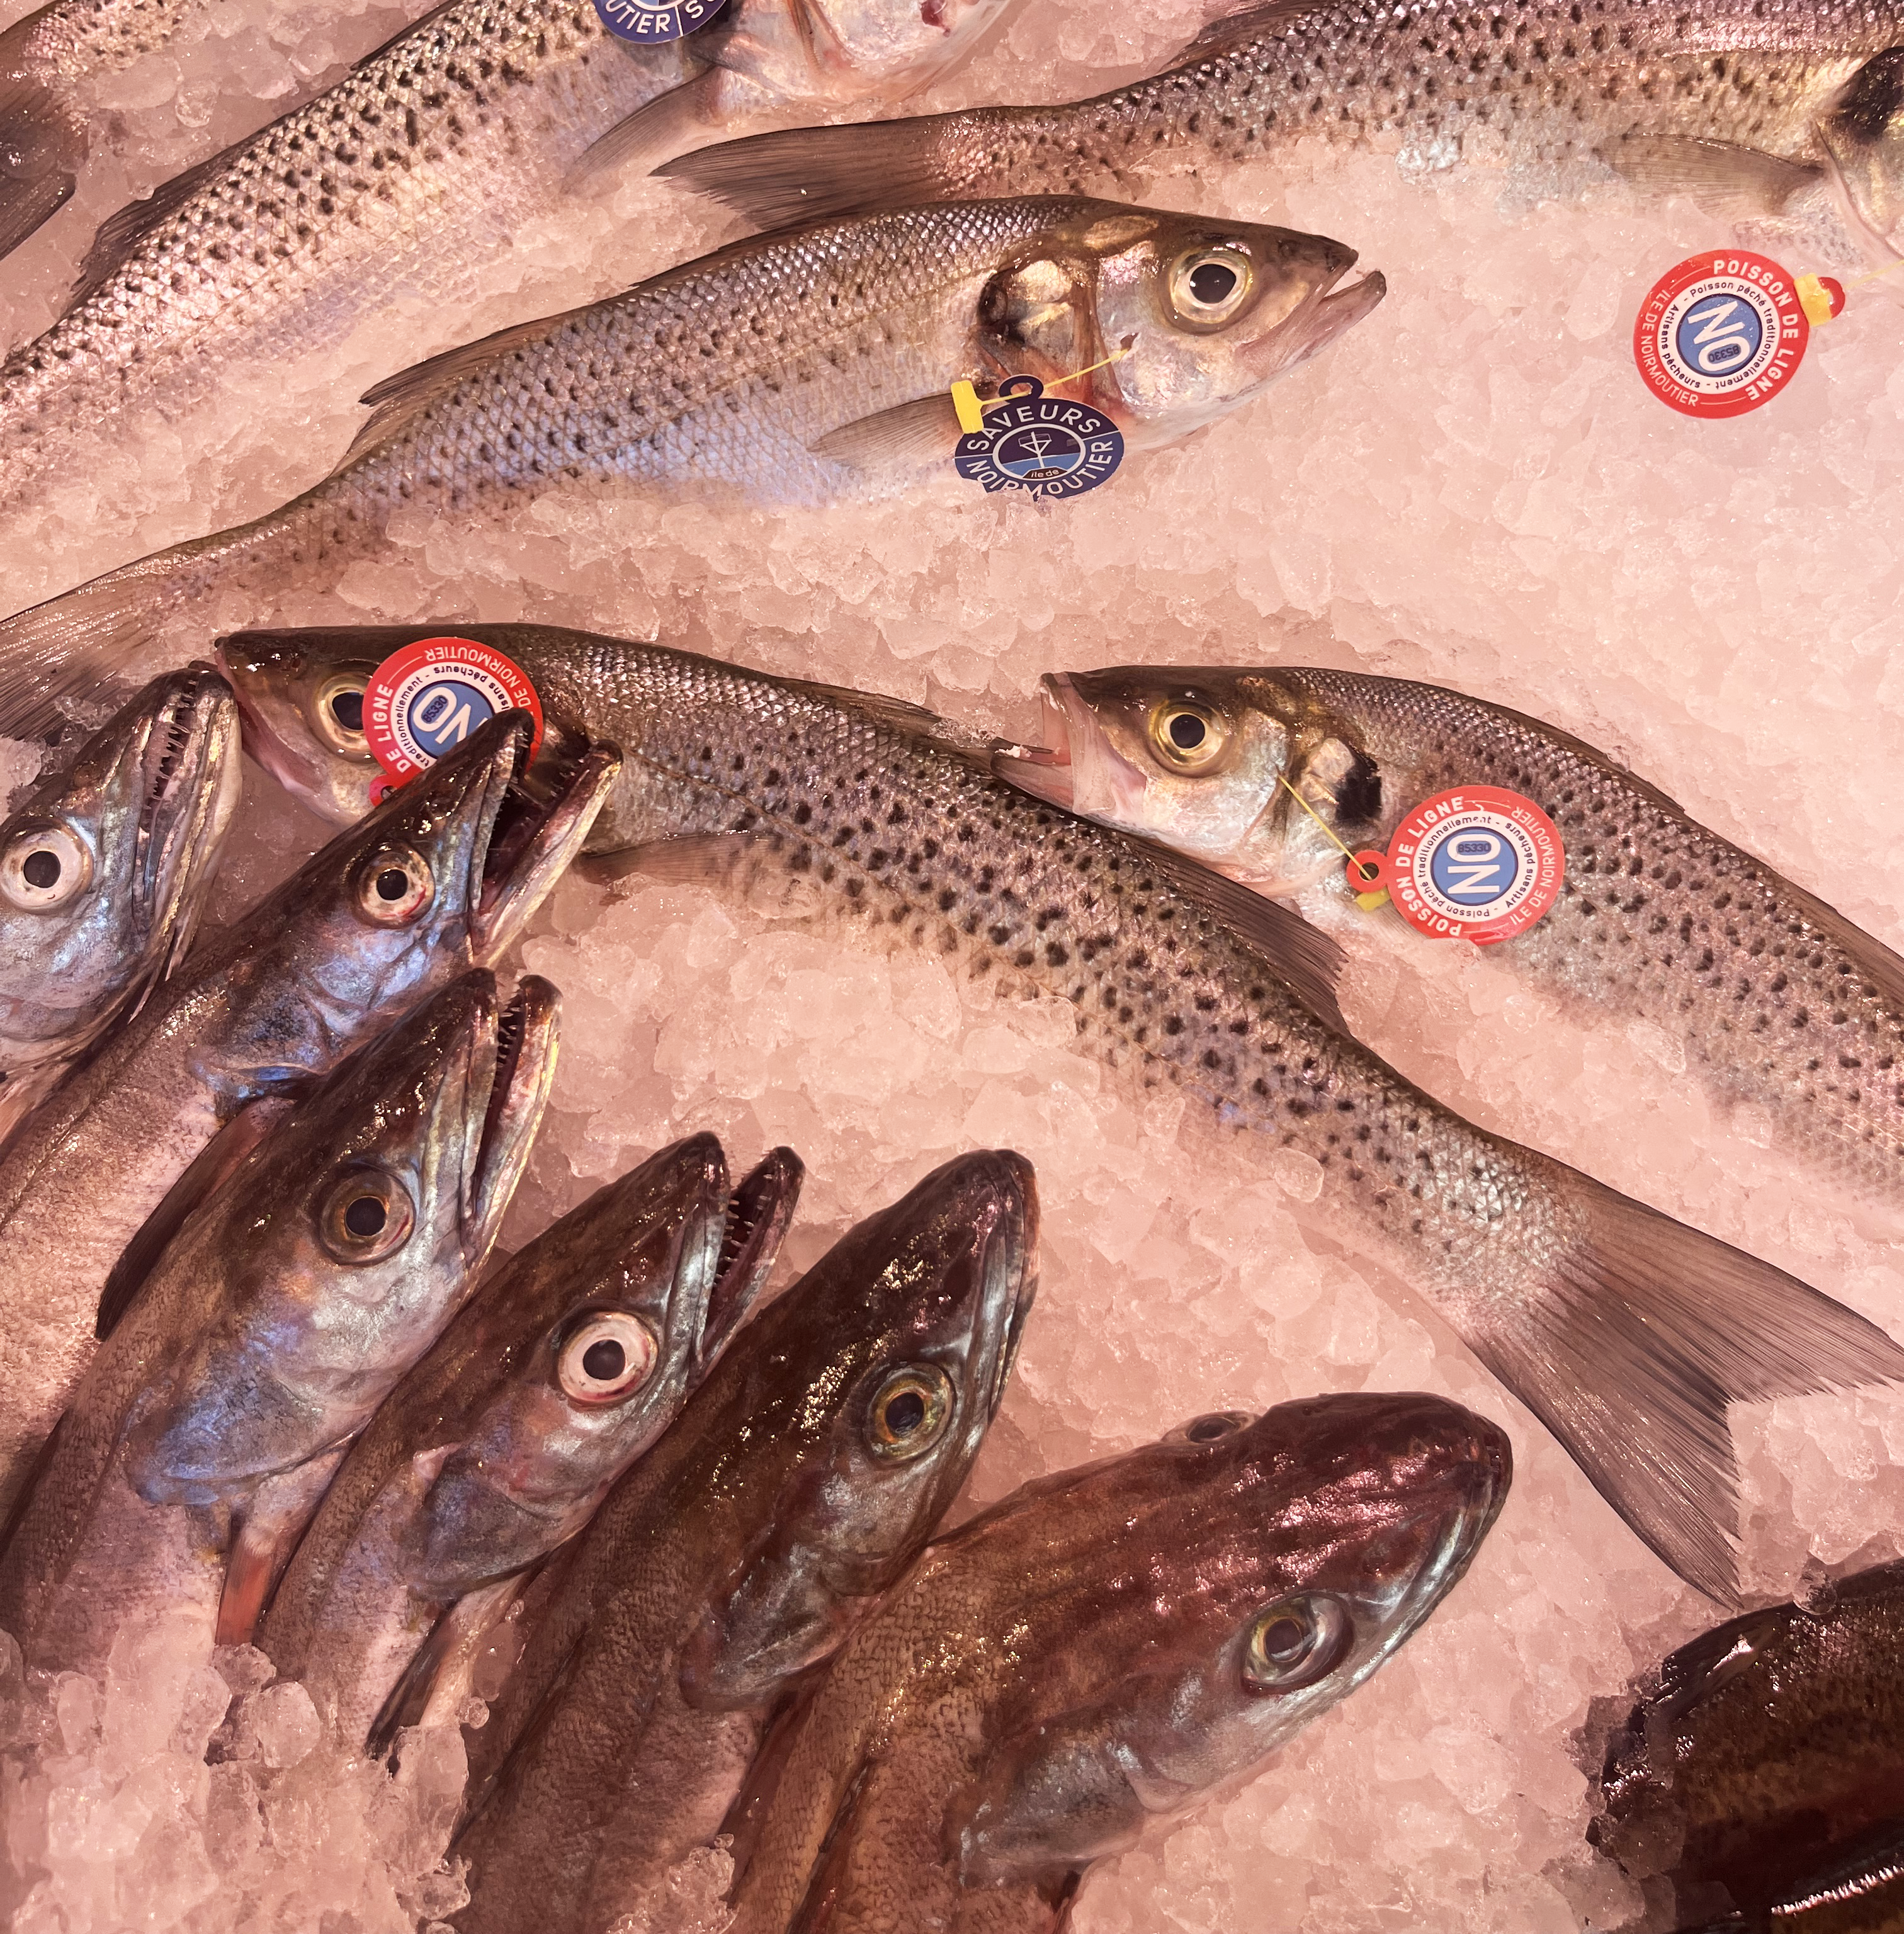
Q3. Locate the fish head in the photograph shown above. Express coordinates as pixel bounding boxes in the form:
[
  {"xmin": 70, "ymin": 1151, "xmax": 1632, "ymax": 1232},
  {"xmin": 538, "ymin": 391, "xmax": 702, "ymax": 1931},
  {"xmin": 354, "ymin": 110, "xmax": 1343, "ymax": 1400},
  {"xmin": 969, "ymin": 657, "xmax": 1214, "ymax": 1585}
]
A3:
[
  {"xmin": 1003, "ymin": 210, "xmax": 1382, "ymax": 448},
  {"xmin": 0, "ymin": 665, "xmax": 240, "ymax": 1069},
  {"xmin": 681, "ymin": 1148, "xmax": 1037, "ymax": 1709},
  {"xmin": 253, "ymin": 708, "xmax": 617, "ymax": 1034},
  {"xmin": 949, "ymin": 1391, "xmax": 1509, "ymax": 1887},
  {"xmin": 125, "ymin": 971, "xmax": 558, "ymax": 1508},
  {"xmin": 1820, "ymin": 48, "xmax": 1904, "ymax": 245},
  {"xmin": 700, "ymin": 0, "xmax": 1014, "ymax": 111},
  {"xmin": 395, "ymin": 1138, "xmax": 804, "ymax": 1598},
  {"xmin": 218, "ymin": 629, "xmax": 383, "ymax": 826},
  {"xmin": 995, "ymin": 667, "xmax": 1383, "ymax": 893}
]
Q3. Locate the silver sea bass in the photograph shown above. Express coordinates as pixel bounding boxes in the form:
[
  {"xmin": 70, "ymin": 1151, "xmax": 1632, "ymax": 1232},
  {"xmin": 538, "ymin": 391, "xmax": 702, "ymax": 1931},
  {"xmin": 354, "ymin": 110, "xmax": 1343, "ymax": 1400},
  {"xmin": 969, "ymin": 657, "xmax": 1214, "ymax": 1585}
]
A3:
[
  {"xmin": 1001, "ymin": 665, "xmax": 1904, "ymax": 1199},
  {"xmin": 0, "ymin": 0, "xmax": 1015, "ymax": 507},
  {"xmin": 221, "ymin": 622, "xmax": 1904, "ymax": 1603},
  {"xmin": 0, "ymin": 664, "xmax": 239, "ymax": 1144},
  {"xmin": 666, "ymin": 0, "xmax": 1904, "ymax": 263},
  {"xmin": 0, "ymin": 711, "xmax": 617, "ymax": 1524},
  {"xmin": 723, "ymin": 1396, "xmax": 1508, "ymax": 1934},
  {"xmin": 0, "ymin": 196, "xmax": 1379, "ymax": 734},
  {"xmin": 0, "ymin": 971, "xmax": 555, "ymax": 1673},
  {"xmin": 259, "ymin": 1134, "xmax": 800, "ymax": 1752},
  {"xmin": 448, "ymin": 1151, "xmax": 1037, "ymax": 1934}
]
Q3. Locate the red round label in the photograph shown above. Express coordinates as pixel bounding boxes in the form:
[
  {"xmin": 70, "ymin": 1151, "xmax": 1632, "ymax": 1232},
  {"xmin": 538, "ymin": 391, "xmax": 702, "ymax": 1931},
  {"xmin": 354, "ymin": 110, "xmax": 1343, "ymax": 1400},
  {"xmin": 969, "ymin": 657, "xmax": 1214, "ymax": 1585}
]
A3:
[
  {"xmin": 1354, "ymin": 786, "xmax": 1564, "ymax": 946},
  {"xmin": 363, "ymin": 637, "xmax": 543, "ymax": 793},
  {"xmin": 1633, "ymin": 251, "xmax": 1810, "ymax": 419}
]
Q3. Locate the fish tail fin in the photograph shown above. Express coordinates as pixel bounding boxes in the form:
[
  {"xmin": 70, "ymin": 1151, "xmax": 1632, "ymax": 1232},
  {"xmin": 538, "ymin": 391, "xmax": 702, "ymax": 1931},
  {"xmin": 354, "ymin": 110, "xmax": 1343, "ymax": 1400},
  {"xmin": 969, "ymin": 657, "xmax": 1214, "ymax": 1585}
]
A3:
[
  {"xmin": 0, "ymin": 513, "xmax": 291, "ymax": 736},
  {"xmin": 655, "ymin": 106, "xmax": 1012, "ymax": 228},
  {"xmin": 0, "ymin": 20, "xmax": 85, "ymax": 261},
  {"xmin": 1469, "ymin": 1175, "xmax": 1904, "ymax": 1605}
]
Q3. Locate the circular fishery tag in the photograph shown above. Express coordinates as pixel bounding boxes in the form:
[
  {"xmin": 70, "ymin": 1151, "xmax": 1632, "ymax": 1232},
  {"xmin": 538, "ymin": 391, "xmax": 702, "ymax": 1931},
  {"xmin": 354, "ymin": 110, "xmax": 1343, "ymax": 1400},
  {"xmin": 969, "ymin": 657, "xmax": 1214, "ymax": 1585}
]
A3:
[
  {"xmin": 363, "ymin": 637, "xmax": 543, "ymax": 793},
  {"xmin": 591, "ymin": 0, "xmax": 728, "ymax": 42},
  {"xmin": 1633, "ymin": 251, "xmax": 1810, "ymax": 419},
  {"xmin": 1351, "ymin": 786, "xmax": 1563, "ymax": 946},
  {"xmin": 953, "ymin": 376, "xmax": 1125, "ymax": 500}
]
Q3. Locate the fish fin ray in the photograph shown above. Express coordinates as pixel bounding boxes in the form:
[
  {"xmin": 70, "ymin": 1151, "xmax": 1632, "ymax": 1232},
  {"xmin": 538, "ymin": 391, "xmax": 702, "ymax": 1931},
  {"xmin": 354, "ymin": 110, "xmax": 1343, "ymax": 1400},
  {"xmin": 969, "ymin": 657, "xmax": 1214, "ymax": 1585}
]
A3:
[
  {"xmin": 216, "ymin": 1450, "xmax": 344, "ymax": 1645},
  {"xmin": 808, "ymin": 393, "xmax": 963, "ymax": 470},
  {"xmin": 699, "ymin": 1147, "xmax": 804, "ymax": 1373},
  {"xmin": 1470, "ymin": 1173, "xmax": 1904, "ymax": 1603},
  {"xmin": 565, "ymin": 68, "xmax": 726, "ymax": 188},
  {"xmin": 365, "ymin": 1578, "xmax": 519, "ymax": 1761},
  {"xmin": 95, "ymin": 1094, "xmax": 294, "ymax": 1339},
  {"xmin": 656, "ymin": 113, "xmax": 973, "ymax": 226},
  {"xmin": 719, "ymin": 1668, "xmax": 828, "ymax": 1892},
  {"xmin": 0, "ymin": 13, "xmax": 85, "ymax": 263},
  {"xmin": 1169, "ymin": 0, "xmax": 1315, "ymax": 64},
  {"xmin": 1601, "ymin": 135, "xmax": 1820, "ymax": 216},
  {"xmin": 70, "ymin": 141, "xmax": 267, "ymax": 305}
]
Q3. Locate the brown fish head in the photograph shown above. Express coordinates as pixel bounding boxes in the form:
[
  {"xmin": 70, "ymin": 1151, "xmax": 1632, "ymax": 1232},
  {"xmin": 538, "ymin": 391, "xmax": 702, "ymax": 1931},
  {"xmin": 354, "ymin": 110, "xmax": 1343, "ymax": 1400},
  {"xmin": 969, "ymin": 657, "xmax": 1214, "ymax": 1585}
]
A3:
[
  {"xmin": 999, "ymin": 209, "xmax": 1381, "ymax": 450},
  {"xmin": 394, "ymin": 1136, "xmax": 804, "ymax": 1599},
  {"xmin": 679, "ymin": 1148, "xmax": 1038, "ymax": 1710},
  {"xmin": 123, "ymin": 971, "xmax": 558, "ymax": 1511},
  {"xmin": 0, "ymin": 665, "xmax": 239, "ymax": 1065},
  {"xmin": 995, "ymin": 666, "xmax": 1383, "ymax": 893},
  {"xmin": 948, "ymin": 1391, "xmax": 1509, "ymax": 1888}
]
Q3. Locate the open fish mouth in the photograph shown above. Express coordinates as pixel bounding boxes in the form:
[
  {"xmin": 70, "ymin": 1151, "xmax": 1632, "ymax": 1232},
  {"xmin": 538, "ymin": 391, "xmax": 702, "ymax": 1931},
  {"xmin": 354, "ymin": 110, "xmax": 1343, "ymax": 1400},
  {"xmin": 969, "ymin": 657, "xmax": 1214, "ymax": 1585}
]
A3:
[
  {"xmin": 466, "ymin": 975, "xmax": 560, "ymax": 1239},
  {"xmin": 468, "ymin": 727, "xmax": 621, "ymax": 963},
  {"xmin": 135, "ymin": 665, "xmax": 241, "ymax": 924},
  {"xmin": 1249, "ymin": 258, "xmax": 1388, "ymax": 382},
  {"xmin": 992, "ymin": 674, "xmax": 1147, "ymax": 822},
  {"xmin": 698, "ymin": 1145, "xmax": 804, "ymax": 1366}
]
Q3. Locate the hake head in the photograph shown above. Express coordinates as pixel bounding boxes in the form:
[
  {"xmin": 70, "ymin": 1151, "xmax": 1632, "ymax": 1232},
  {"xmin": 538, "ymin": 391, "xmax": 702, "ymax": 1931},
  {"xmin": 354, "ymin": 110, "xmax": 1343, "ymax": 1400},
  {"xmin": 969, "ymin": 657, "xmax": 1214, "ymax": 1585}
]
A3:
[{"xmin": 123, "ymin": 970, "xmax": 558, "ymax": 1511}]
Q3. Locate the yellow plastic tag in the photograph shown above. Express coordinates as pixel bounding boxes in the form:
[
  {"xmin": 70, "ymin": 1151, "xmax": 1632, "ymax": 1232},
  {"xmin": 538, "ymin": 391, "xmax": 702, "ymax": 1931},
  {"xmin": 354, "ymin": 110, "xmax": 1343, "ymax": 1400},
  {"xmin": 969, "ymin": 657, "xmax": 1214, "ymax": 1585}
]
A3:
[
  {"xmin": 1354, "ymin": 886, "xmax": 1391, "ymax": 912},
  {"xmin": 950, "ymin": 380, "xmax": 985, "ymax": 434},
  {"xmin": 1795, "ymin": 274, "xmax": 1837, "ymax": 326}
]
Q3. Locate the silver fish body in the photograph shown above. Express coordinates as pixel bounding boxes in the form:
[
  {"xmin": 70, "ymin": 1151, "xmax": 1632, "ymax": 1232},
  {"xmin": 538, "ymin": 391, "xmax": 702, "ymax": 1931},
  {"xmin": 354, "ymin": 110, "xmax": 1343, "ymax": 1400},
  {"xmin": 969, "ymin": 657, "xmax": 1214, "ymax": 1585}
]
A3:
[
  {"xmin": 217, "ymin": 623, "xmax": 1904, "ymax": 1605},
  {"xmin": 724, "ymin": 1394, "xmax": 1509, "ymax": 1934},
  {"xmin": 0, "ymin": 663, "xmax": 239, "ymax": 1140},
  {"xmin": 0, "ymin": 196, "xmax": 1379, "ymax": 735},
  {"xmin": 447, "ymin": 1150, "xmax": 1038, "ymax": 1934},
  {"xmin": 1000, "ymin": 666, "xmax": 1904, "ymax": 1199},
  {"xmin": 0, "ymin": 969, "xmax": 556, "ymax": 1673},
  {"xmin": 259, "ymin": 1133, "xmax": 802, "ymax": 1751},
  {"xmin": 0, "ymin": 708, "xmax": 617, "ymax": 1524},
  {"xmin": 0, "ymin": 0, "xmax": 1015, "ymax": 511},
  {"xmin": 664, "ymin": 0, "xmax": 1904, "ymax": 263}
]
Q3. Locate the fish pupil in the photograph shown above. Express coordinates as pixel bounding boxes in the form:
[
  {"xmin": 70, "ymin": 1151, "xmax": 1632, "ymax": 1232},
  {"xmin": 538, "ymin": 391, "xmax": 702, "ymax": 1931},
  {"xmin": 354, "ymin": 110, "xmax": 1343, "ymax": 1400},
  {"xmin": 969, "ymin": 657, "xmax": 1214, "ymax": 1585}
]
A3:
[
  {"xmin": 1189, "ymin": 262, "xmax": 1238, "ymax": 307},
  {"xmin": 1261, "ymin": 1616, "xmax": 1308, "ymax": 1661},
  {"xmin": 21, "ymin": 851, "xmax": 59, "ymax": 889},
  {"xmin": 344, "ymin": 1196, "xmax": 387, "ymax": 1238},
  {"xmin": 1186, "ymin": 1413, "xmax": 1233, "ymax": 1440},
  {"xmin": 331, "ymin": 690, "xmax": 365, "ymax": 733},
  {"xmin": 1169, "ymin": 713, "xmax": 1206, "ymax": 750},
  {"xmin": 884, "ymin": 1389, "xmax": 927, "ymax": 1435},
  {"xmin": 582, "ymin": 1338, "xmax": 625, "ymax": 1382},
  {"xmin": 376, "ymin": 868, "xmax": 409, "ymax": 901}
]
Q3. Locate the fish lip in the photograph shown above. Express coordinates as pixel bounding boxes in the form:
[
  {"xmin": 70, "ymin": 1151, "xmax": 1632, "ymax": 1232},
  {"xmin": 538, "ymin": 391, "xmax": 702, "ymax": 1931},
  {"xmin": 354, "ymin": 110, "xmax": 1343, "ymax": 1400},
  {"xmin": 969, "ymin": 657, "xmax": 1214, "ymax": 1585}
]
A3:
[
  {"xmin": 992, "ymin": 675, "xmax": 1151, "ymax": 825},
  {"xmin": 468, "ymin": 726, "xmax": 621, "ymax": 963},
  {"xmin": 1252, "ymin": 261, "xmax": 1388, "ymax": 380},
  {"xmin": 696, "ymin": 1143, "xmax": 805, "ymax": 1371},
  {"xmin": 464, "ymin": 975, "xmax": 560, "ymax": 1249},
  {"xmin": 1391, "ymin": 1413, "xmax": 1513, "ymax": 1630},
  {"xmin": 969, "ymin": 1149, "xmax": 1039, "ymax": 1423}
]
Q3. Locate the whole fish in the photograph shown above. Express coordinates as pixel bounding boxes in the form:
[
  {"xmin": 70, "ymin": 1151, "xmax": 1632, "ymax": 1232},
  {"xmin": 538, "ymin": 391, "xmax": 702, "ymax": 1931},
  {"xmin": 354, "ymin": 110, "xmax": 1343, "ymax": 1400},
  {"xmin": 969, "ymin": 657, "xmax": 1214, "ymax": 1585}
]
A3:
[
  {"xmin": 215, "ymin": 621, "xmax": 1904, "ymax": 1605},
  {"xmin": 0, "ymin": 969, "xmax": 556, "ymax": 1673},
  {"xmin": 0, "ymin": 663, "xmax": 239, "ymax": 1144},
  {"xmin": 1592, "ymin": 1558, "xmax": 1904, "ymax": 1925},
  {"xmin": 448, "ymin": 1150, "xmax": 1037, "ymax": 1934},
  {"xmin": 994, "ymin": 665, "xmax": 1904, "ymax": 1199},
  {"xmin": 723, "ymin": 1394, "xmax": 1509, "ymax": 1934},
  {"xmin": 0, "ymin": 708, "xmax": 616, "ymax": 1524},
  {"xmin": 0, "ymin": 0, "xmax": 1016, "ymax": 509},
  {"xmin": 0, "ymin": 0, "xmax": 214, "ymax": 259},
  {"xmin": 259, "ymin": 1133, "xmax": 802, "ymax": 1752},
  {"xmin": 662, "ymin": 0, "xmax": 1904, "ymax": 264},
  {"xmin": 0, "ymin": 197, "xmax": 1379, "ymax": 735}
]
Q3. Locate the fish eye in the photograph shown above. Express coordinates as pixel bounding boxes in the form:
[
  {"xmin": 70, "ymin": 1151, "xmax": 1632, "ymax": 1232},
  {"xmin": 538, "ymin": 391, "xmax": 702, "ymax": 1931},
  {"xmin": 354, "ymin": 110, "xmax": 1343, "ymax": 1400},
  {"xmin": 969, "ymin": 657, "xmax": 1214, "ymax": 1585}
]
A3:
[
  {"xmin": 1167, "ymin": 246, "xmax": 1255, "ymax": 329},
  {"xmin": 0, "ymin": 822, "xmax": 91, "ymax": 911},
  {"xmin": 557, "ymin": 1310, "xmax": 659, "ymax": 1405},
  {"xmin": 353, "ymin": 845, "xmax": 434, "ymax": 927},
  {"xmin": 1174, "ymin": 1410, "xmax": 1251, "ymax": 1444},
  {"xmin": 866, "ymin": 1364, "xmax": 955, "ymax": 1461},
  {"xmin": 312, "ymin": 673, "xmax": 371, "ymax": 756},
  {"xmin": 1242, "ymin": 1594, "xmax": 1353, "ymax": 1694},
  {"xmin": 319, "ymin": 1168, "xmax": 415, "ymax": 1264},
  {"xmin": 1145, "ymin": 698, "xmax": 1231, "ymax": 772}
]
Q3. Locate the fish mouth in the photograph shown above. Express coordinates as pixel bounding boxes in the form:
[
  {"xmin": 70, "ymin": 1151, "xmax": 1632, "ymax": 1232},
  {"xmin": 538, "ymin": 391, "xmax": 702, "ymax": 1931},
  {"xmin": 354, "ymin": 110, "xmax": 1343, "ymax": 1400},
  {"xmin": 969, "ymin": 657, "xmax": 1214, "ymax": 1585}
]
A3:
[
  {"xmin": 464, "ymin": 974, "xmax": 560, "ymax": 1250},
  {"xmin": 469, "ymin": 725, "xmax": 621, "ymax": 964},
  {"xmin": 1245, "ymin": 254, "xmax": 1388, "ymax": 383},
  {"xmin": 1385, "ymin": 1409, "xmax": 1513, "ymax": 1639},
  {"xmin": 992, "ymin": 674, "xmax": 1149, "ymax": 823},
  {"xmin": 135, "ymin": 665, "xmax": 243, "ymax": 954},
  {"xmin": 698, "ymin": 1144, "xmax": 805, "ymax": 1370}
]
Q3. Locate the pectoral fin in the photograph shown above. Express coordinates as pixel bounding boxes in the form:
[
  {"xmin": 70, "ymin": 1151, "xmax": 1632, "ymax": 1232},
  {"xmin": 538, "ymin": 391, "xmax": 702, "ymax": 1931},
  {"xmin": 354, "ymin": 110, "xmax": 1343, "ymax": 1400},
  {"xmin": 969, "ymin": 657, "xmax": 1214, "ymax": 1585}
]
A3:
[
  {"xmin": 216, "ymin": 1449, "xmax": 347, "ymax": 1644},
  {"xmin": 566, "ymin": 67, "xmax": 725, "ymax": 188},
  {"xmin": 809, "ymin": 394, "xmax": 963, "ymax": 470}
]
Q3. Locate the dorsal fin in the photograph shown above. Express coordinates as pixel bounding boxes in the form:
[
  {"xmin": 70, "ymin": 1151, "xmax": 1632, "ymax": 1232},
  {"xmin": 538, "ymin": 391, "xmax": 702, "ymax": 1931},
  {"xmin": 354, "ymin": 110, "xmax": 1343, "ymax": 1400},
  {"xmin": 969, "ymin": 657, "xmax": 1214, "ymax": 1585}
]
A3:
[
  {"xmin": 1168, "ymin": 0, "xmax": 1312, "ymax": 65},
  {"xmin": 71, "ymin": 144, "xmax": 254, "ymax": 306}
]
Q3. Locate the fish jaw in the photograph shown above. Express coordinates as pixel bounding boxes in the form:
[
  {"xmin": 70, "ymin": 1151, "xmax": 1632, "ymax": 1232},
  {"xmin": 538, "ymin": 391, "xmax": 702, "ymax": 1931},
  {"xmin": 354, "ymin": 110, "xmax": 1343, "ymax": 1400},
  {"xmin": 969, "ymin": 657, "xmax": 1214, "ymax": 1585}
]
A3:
[
  {"xmin": 0, "ymin": 665, "xmax": 239, "ymax": 1068},
  {"xmin": 122, "ymin": 970, "xmax": 550, "ymax": 1511},
  {"xmin": 217, "ymin": 631, "xmax": 382, "ymax": 827},
  {"xmin": 993, "ymin": 676, "xmax": 1148, "ymax": 823}
]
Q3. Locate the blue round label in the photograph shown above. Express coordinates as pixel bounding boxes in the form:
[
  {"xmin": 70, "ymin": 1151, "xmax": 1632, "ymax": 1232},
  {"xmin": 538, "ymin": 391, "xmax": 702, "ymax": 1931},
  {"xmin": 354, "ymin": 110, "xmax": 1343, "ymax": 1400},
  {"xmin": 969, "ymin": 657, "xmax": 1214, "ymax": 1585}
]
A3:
[
  {"xmin": 407, "ymin": 677, "xmax": 499, "ymax": 757},
  {"xmin": 1672, "ymin": 291, "xmax": 1764, "ymax": 378},
  {"xmin": 954, "ymin": 376, "xmax": 1124, "ymax": 501},
  {"xmin": 591, "ymin": 0, "xmax": 727, "ymax": 42},
  {"xmin": 1427, "ymin": 825, "xmax": 1522, "ymax": 907}
]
